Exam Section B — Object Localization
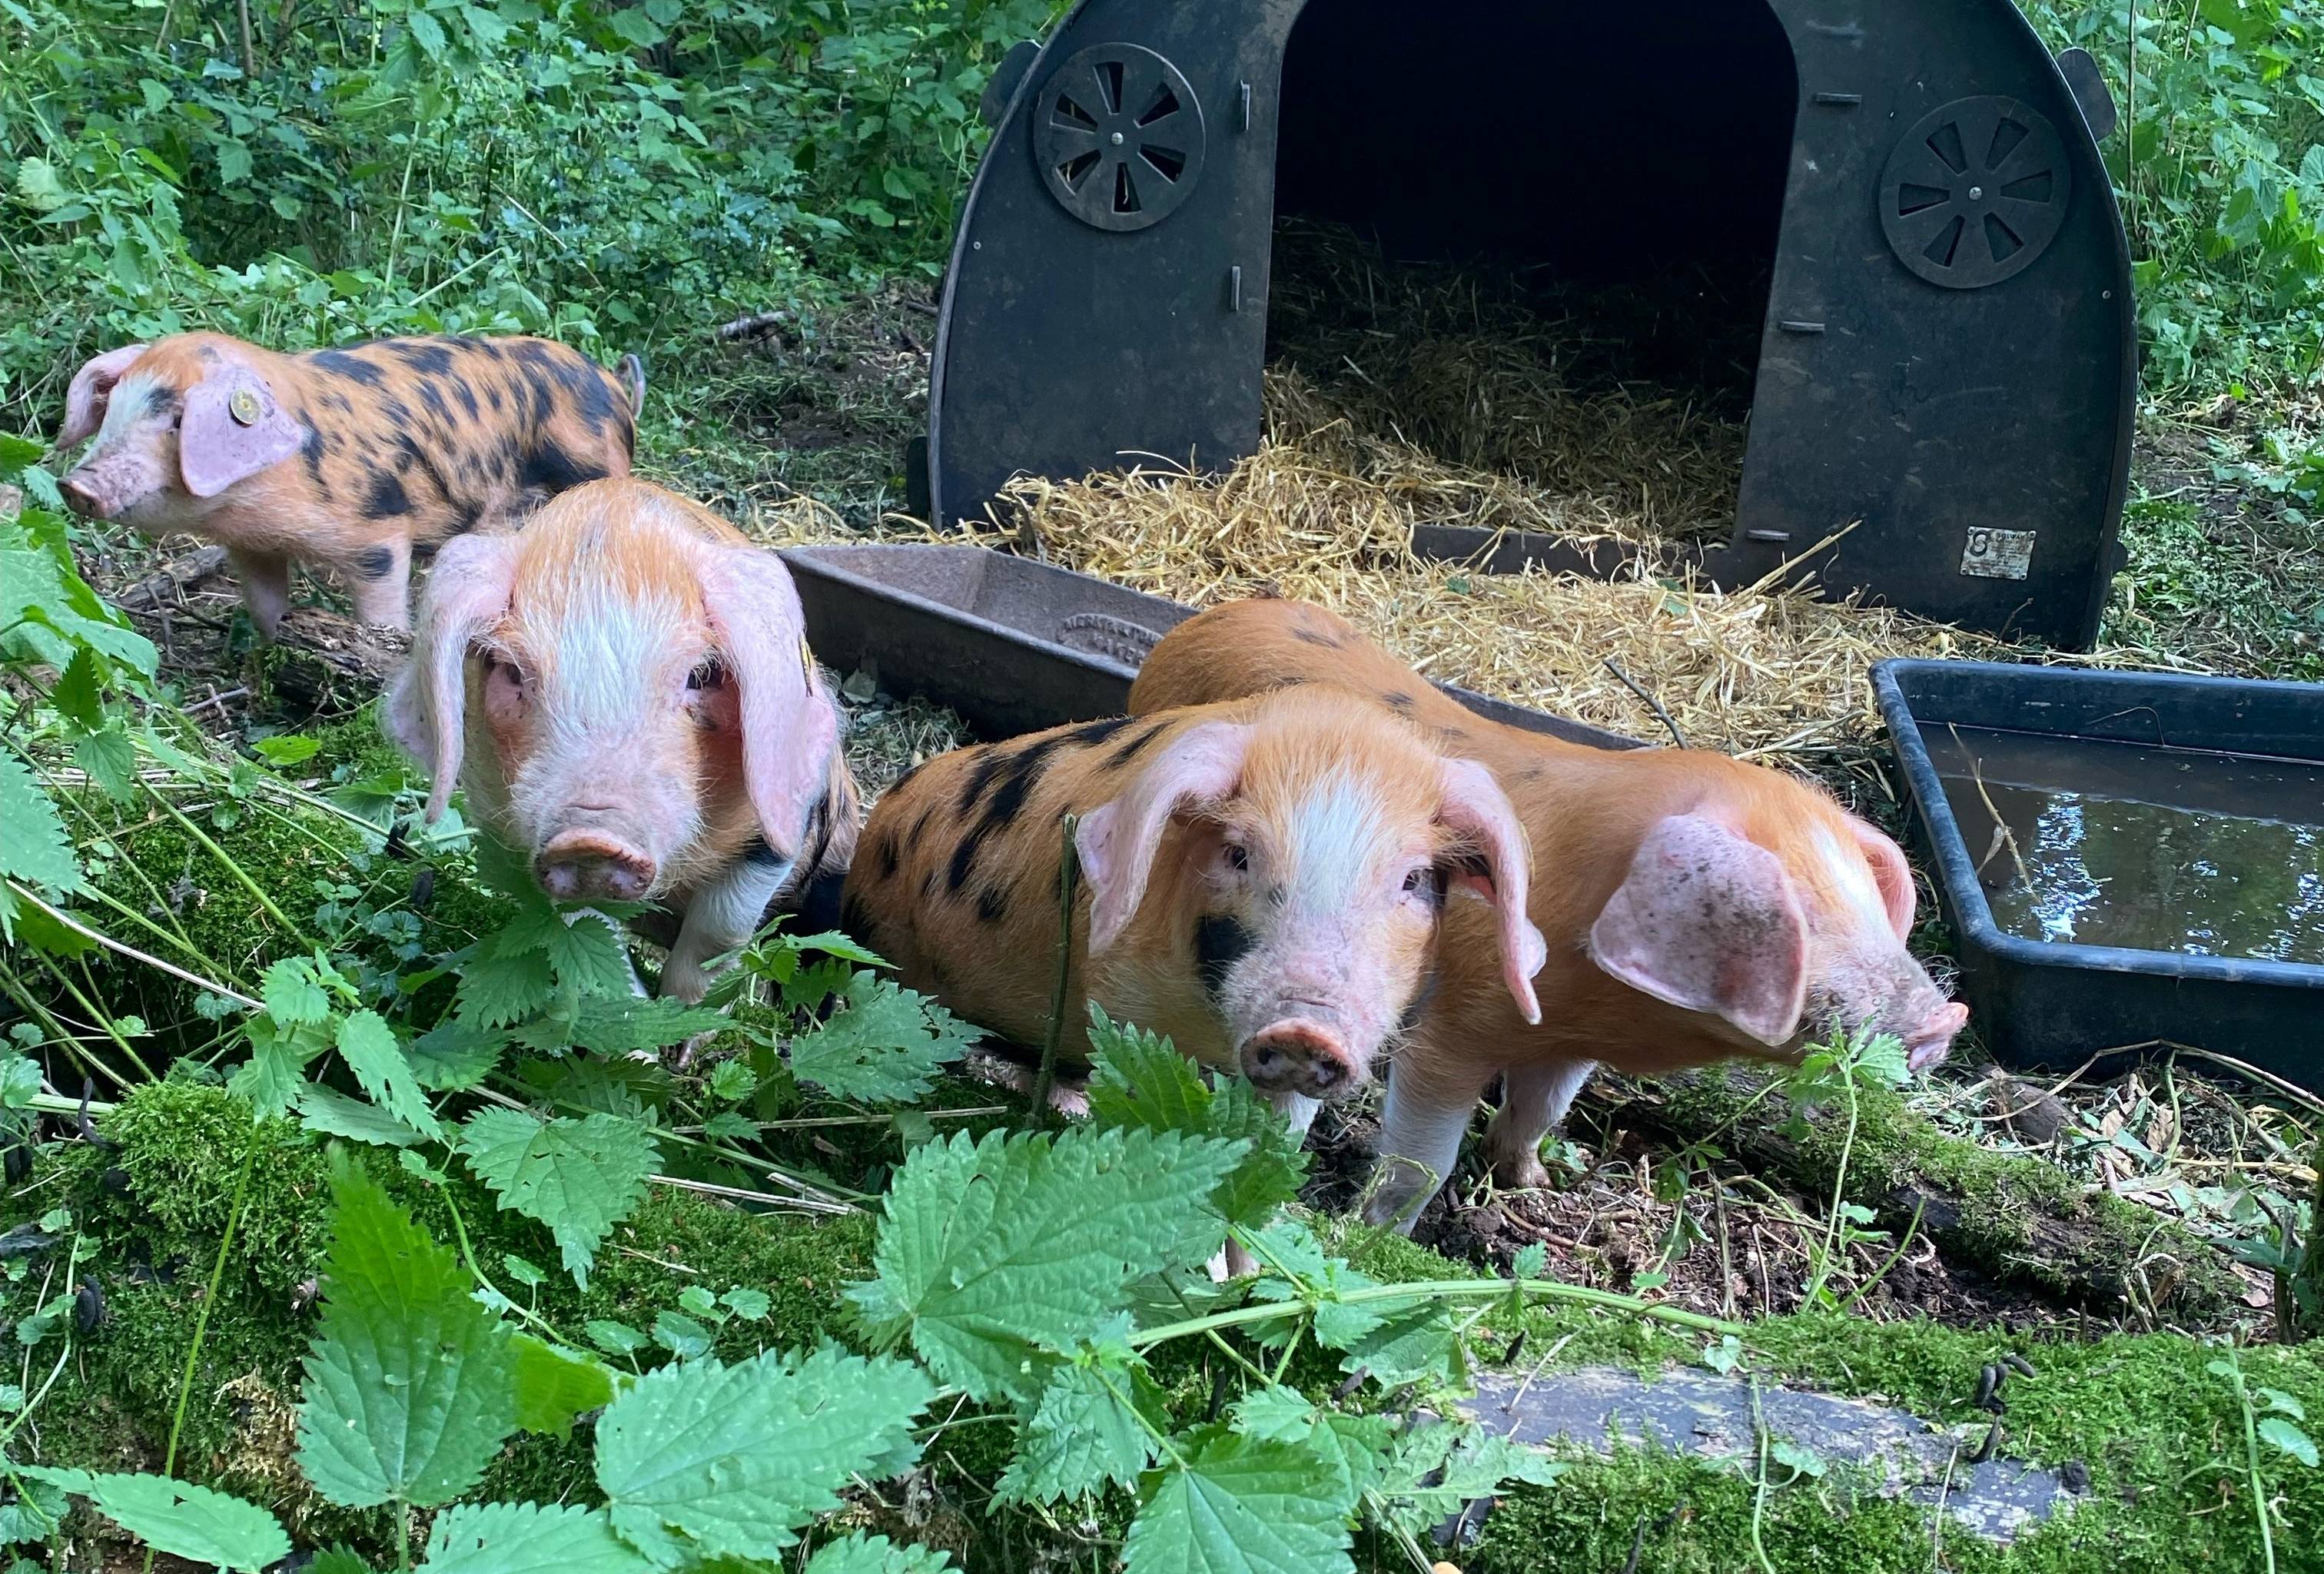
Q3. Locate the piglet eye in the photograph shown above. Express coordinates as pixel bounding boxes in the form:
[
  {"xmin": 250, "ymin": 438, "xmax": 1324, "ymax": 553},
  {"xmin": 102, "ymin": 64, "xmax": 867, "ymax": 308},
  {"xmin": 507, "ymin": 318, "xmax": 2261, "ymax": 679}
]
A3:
[
  {"xmin": 1403, "ymin": 866, "xmax": 1443, "ymax": 899},
  {"xmin": 686, "ymin": 658, "xmax": 725, "ymax": 694},
  {"xmin": 1221, "ymin": 842, "xmax": 1250, "ymax": 872}
]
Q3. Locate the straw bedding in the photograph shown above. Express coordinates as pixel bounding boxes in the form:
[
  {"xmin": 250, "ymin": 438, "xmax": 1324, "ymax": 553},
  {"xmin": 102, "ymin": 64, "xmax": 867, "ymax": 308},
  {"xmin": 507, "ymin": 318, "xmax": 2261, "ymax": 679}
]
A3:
[{"xmin": 753, "ymin": 221, "xmax": 2020, "ymax": 768}]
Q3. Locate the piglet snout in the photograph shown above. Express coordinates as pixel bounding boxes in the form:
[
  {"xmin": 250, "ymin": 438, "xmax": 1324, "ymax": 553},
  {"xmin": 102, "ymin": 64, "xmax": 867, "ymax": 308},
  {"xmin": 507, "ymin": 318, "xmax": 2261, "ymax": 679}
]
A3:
[
  {"xmin": 536, "ymin": 829, "xmax": 656, "ymax": 902},
  {"xmin": 1240, "ymin": 1020, "xmax": 1359, "ymax": 1099},
  {"xmin": 1904, "ymin": 1001, "xmax": 1969, "ymax": 1071},
  {"xmin": 59, "ymin": 473, "xmax": 111, "ymax": 520}
]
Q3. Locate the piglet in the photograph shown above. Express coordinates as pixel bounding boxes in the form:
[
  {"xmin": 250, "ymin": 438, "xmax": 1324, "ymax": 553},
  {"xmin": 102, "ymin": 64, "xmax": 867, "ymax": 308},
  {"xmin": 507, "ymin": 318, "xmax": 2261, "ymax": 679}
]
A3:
[
  {"xmin": 1127, "ymin": 598, "xmax": 1969, "ymax": 1228},
  {"xmin": 55, "ymin": 332, "xmax": 643, "ymax": 636},
  {"xmin": 841, "ymin": 686, "xmax": 1547, "ymax": 1141},
  {"xmin": 384, "ymin": 477, "xmax": 857, "ymax": 1002}
]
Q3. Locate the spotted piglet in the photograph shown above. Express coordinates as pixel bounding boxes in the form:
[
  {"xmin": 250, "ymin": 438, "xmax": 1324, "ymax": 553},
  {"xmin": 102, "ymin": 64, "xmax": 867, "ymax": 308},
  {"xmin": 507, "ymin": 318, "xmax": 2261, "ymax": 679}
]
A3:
[
  {"xmin": 385, "ymin": 477, "xmax": 857, "ymax": 1002},
  {"xmin": 842, "ymin": 686, "xmax": 1548, "ymax": 1141},
  {"xmin": 1127, "ymin": 598, "xmax": 1970, "ymax": 1229},
  {"xmin": 55, "ymin": 332, "xmax": 642, "ymax": 636}
]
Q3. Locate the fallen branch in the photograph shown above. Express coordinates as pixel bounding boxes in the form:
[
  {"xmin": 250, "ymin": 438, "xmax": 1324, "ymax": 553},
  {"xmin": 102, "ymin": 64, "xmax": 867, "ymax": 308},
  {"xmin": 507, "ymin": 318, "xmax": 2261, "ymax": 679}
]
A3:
[{"xmin": 114, "ymin": 544, "xmax": 231, "ymax": 610}]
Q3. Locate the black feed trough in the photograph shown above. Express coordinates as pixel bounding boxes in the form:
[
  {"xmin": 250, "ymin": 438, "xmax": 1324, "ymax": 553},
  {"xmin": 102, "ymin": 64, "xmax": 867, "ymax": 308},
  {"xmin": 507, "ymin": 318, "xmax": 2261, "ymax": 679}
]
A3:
[
  {"xmin": 1876, "ymin": 659, "xmax": 2324, "ymax": 1094},
  {"xmin": 925, "ymin": 0, "xmax": 2133, "ymax": 648},
  {"xmin": 780, "ymin": 543, "xmax": 1639, "ymax": 752}
]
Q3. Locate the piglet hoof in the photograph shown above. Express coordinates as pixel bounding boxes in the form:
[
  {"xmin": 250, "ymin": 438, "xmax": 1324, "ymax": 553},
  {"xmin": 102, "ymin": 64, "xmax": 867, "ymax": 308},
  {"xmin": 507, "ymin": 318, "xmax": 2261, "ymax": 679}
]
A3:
[
  {"xmin": 1492, "ymin": 1153, "xmax": 1553, "ymax": 1192},
  {"xmin": 1208, "ymin": 1239, "xmax": 1258, "ymax": 1283},
  {"xmin": 673, "ymin": 1029, "xmax": 719, "ymax": 1071}
]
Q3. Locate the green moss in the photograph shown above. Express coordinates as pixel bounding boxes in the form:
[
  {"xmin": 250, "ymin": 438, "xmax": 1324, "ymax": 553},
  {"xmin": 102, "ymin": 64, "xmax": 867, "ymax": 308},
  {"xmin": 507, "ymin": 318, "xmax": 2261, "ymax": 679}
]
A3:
[
  {"xmin": 1344, "ymin": 1220, "xmax": 2324, "ymax": 1573},
  {"xmin": 1657, "ymin": 1073, "xmax": 2241, "ymax": 1319}
]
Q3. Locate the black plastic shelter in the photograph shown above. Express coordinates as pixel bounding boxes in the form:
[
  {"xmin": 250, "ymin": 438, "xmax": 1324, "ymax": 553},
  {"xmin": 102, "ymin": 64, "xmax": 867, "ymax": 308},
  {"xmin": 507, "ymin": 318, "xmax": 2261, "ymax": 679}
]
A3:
[{"xmin": 921, "ymin": 0, "xmax": 2133, "ymax": 648}]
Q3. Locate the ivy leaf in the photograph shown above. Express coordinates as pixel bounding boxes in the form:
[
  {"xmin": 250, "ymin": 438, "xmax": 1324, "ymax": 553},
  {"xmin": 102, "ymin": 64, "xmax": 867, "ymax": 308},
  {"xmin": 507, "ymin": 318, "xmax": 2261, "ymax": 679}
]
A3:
[
  {"xmin": 418, "ymin": 1501, "xmax": 652, "ymax": 1574},
  {"xmin": 337, "ymin": 1009, "xmax": 446, "ymax": 1141},
  {"xmin": 848, "ymin": 1127, "xmax": 1244, "ymax": 1402},
  {"xmin": 298, "ymin": 1083, "xmax": 429, "ymax": 1147},
  {"xmin": 801, "ymin": 1534, "xmax": 958, "ymax": 1574},
  {"xmin": 996, "ymin": 1338, "xmax": 1160, "ymax": 1505},
  {"xmin": 263, "ymin": 956, "xmax": 333, "ymax": 1027},
  {"xmin": 788, "ymin": 972, "xmax": 979, "ymax": 1104},
  {"xmin": 0, "ymin": 750, "xmax": 81, "ymax": 897},
  {"xmin": 2260, "ymin": 1416, "xmax": 2319, "ymax": 1469},
  {"xmin": 71, "ymin": 723, "xmax": 138, "ymax": 802},
  {"xmin": 296, "ymin": 1162, "xmax": 520, "ymax": 1509},
  {"xmin": 511, "ymin": 1334, "xmax": 616, "ymax": 1440},
  {"xmin": 1124, "ymin": 1428, "xmax": 1353, "ymax": 1574},
  {"xmin": 456, "ymin": 1107, "xmax": 660, "ymax": 1289},
  {"xmin": 594, "ymin": 1344, "xmax": 935, "ymax": 1568},
  {"xmin": 78, "ymin": 1474, "xmax": 290, "ymax": 1572}
]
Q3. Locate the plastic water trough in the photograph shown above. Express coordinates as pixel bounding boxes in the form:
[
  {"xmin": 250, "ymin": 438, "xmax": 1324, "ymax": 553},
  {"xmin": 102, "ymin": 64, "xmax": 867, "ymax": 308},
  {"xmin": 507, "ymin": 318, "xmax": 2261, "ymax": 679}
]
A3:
[{"xmin": 779, "ymin": 542, "xmax": 1642, "ymax": 751}]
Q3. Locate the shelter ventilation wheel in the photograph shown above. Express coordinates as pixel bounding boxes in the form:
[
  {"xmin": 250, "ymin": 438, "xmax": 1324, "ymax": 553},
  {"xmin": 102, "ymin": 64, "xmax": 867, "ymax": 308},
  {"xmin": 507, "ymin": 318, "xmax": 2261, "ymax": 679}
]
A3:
[
  {"xmin": 1033, "ymin": 43, "xmax": 1205, "ymax": 231},
  {"xmin": 1880, "ymin": 97, "xmax": 2070, "ymax": 289}
]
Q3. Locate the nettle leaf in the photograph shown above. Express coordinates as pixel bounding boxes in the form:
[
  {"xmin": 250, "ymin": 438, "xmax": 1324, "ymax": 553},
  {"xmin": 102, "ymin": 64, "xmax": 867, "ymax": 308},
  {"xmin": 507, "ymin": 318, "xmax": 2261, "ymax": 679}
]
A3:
[
  {"xmin": 801, "ymin": 1533, "xmax": 958, "ymax": 1574},
  {"xmin": 1370, "ymin": 1423, "xmax": 1563, "ymax": 1539},
  {"xmin": 1227, "ymin": 1387, "xmax": 1390, "ymax": 1512},
  {"xmin": 456, "ymin": 1107, "xmax": 660, "ymax": 1288},
  {"xmin": 263, "ymin": 956, "xmax": 334, "ymax": 1026},
  {"xmin": 419, "ymin": 1501, "xmax": 652, "ymax": 1574},
  {"xmin": 0, "ymin": 750, "xmax": 81, "ymax": 896},
  {"xmin": 296, "ymin": 1163, "xmax": 520, "ymax": 1509},
  {"xmin": 848, "ymin": 1127, "xmax": 1244, "ymax": 1402},
  {"xmin": 457, "ymin": 951, "xmax": 556, "ymax": 1027},
  {"xmin": 511, "ymin": 1333, "xmax": 617, "ymax": 1440},
  {"xmin": 409, "ymin": 1019, "xmax": 506, "ymax": 1091},
  {"xmin": 1086, "ymin": 1008, "xmax": 1307, "ymax": 1230},
  {"xmin": 563, "ymin": 996, "xmax": 730, "ymax": 1057},
  {"xmin": 1124, "ymin": 1427, "xmax": 1353, "ymax": 1574},
  {"xmin": 298, "ymin": 1084, "xmax": 429, "ymax": 1147},
  {"xmin": 595, "ymin": 1344, "xmax": 935, "ymax": 1568},
  {"xmin": 788, "ymin": 972, "xmax": 979, "ymax": 1104},
  {"xmin": 996, "ymin": 1334, "xmax": 1163, "ymax": 1505},
  {"xmin": 337, "ymin": 1009, "xmax": 446, "ymax": 1141},
  {"xmin": 493, "ymin": 907, "xmax": 642, "ymax": 999},
  {"xmin": 231, "ymin": 1015, "xmax": 330, "ymax": 1118},
  {"xmin": 78, "ymin": 1474, "xmax": 290, "ymax": 1572}
]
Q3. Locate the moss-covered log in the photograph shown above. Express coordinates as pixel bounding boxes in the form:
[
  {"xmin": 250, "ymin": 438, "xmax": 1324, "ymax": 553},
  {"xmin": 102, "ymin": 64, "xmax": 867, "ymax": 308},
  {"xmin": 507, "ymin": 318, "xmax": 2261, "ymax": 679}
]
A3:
[{"xmin": 1579, "ymin": 1070, "xmax": 2243, "ymax": 1323}]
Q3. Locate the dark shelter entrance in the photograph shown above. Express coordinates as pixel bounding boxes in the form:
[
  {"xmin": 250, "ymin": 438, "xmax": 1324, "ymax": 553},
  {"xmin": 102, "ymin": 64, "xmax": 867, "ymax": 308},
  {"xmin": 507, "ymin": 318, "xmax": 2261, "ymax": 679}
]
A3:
[{"xmin": 925, "ymin": 0, "xmax": 2133, "ymax": 647}]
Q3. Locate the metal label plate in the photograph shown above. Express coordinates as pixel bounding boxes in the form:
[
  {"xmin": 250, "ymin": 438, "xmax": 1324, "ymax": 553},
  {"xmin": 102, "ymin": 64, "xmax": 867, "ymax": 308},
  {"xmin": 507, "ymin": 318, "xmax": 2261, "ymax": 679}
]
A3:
[{"xmin": 1960, "ymin": 526, "xmax": 2037, "ymax": 580}]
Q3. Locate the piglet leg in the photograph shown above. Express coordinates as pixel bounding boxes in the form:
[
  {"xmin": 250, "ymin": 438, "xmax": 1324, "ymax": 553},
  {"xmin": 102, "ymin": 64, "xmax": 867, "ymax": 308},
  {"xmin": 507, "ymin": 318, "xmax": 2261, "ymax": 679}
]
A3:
[
  {"xmin": 1482, "ymin": 1058, "xmax": 1597, "ymax": 1190},
  {"xmin": 1363, "ymin": 1064, "xmax": 1489, "ymax": 1234},
  {"xmin": 346, "ymin": 540, "xmax": 413, "ymax": 631},
  {"xmin": 230, "ymin": 548, "xmax": 291, "ymax": 643},
  {"xmin": 662, "ymin": 854, "xmax": 795, "ymax": 1004}
]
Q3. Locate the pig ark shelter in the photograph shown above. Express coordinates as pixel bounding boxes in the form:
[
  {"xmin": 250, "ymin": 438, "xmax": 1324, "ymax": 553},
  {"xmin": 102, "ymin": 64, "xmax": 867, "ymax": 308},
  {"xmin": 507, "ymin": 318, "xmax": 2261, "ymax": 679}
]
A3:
[{"xmin": 919, "ymin": 0, "xmax": 2133, "ymax": 649}]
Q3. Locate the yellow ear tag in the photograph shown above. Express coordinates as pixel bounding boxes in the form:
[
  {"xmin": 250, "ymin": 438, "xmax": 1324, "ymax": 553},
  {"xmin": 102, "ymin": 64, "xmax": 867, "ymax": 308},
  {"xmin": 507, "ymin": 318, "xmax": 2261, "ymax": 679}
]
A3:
[
  {"xmin": 799, "ymin": 633, "xmax": 815, "ymax": 686},
  {"xmin": 227, "ymin": 387, "xmax": 261, "ymax": 427}
]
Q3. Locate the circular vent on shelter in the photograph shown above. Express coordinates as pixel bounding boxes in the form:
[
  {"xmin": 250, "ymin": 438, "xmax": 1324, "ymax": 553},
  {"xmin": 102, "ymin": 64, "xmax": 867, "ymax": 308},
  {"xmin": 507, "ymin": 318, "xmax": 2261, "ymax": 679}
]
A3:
[
  {"xmin": 1033, "ymin": 44, "xmax": 1205, "ymax": 232},
  {"xmin": 1879, "ymin": 97, "xmax": 2070, "ymax": 289}
]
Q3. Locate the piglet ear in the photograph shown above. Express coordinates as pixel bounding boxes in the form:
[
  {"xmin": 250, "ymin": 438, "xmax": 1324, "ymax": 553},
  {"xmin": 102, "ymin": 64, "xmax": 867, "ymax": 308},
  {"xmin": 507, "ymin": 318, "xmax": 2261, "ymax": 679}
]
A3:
[
  {"xmin": 388, "ymin": 533, "xmax": 519, "ymax": 822},
  {"xmin": 1436, "ymin": 756, "xmax": 1549, "ymax": 1025},
  {"xmin": 1588, "ymin": 812, "xmax": 1808, "ymax": 1047},
  {"xmin": 1847, "ymin": 815, "xmax": 1918, "ymax": 942},
  {"xmin": 180, "ymin": 365, "xmax": 304, "ymax": 498},
  {"xmin": 58, "ymin": 344, "xmax": 149, "ymax": 449},
  {"xmin": 702, "ymin": 545, "xmax": 839, "ymax": 864},
  {"xmin": 1075, "ymin": 719, "xmax": 1251, "ymax": 955}
]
